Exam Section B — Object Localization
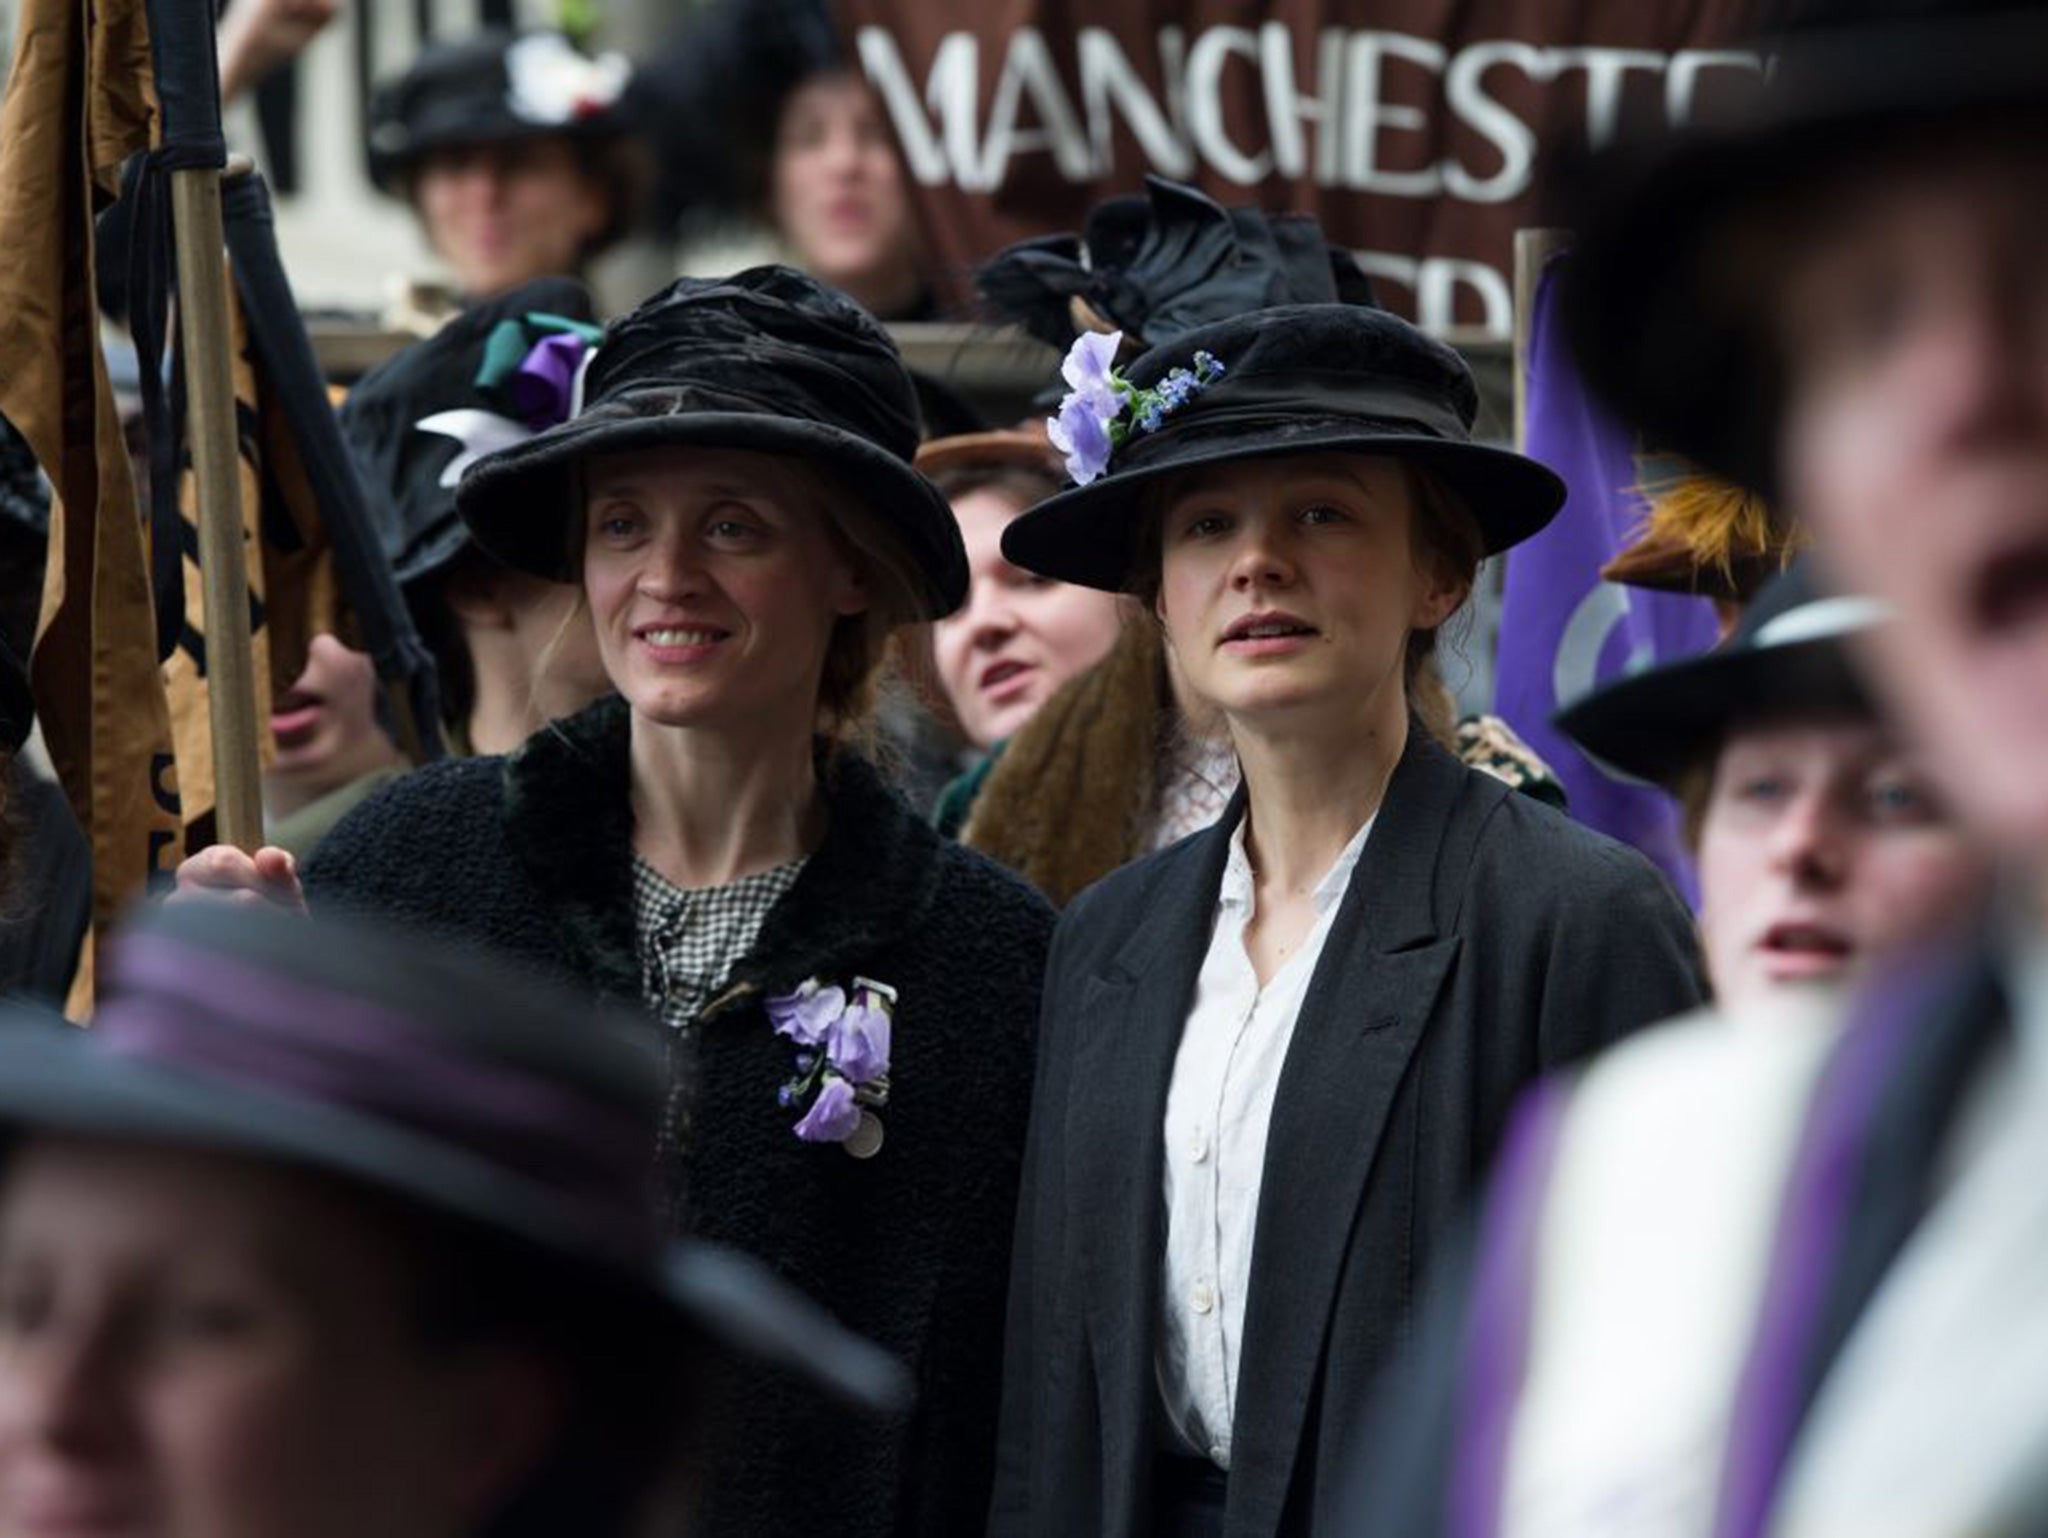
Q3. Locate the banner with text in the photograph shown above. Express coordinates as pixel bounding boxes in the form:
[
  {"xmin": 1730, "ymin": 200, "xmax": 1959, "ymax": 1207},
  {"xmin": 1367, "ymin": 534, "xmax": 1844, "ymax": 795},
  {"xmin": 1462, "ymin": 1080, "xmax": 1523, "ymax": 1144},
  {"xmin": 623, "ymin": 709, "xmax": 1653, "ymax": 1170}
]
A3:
[{"xmin": 835, "ymin": 0, "xmax": 1764, "ymax": 333}]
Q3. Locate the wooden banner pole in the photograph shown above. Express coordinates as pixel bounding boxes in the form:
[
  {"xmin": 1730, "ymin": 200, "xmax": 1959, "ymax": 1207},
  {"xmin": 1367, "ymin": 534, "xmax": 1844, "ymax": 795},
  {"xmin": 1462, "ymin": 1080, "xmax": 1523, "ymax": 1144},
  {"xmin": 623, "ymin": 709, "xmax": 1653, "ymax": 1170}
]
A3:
[
  {"xmin": 1512, "ymin": 228, "xmax": 1570, "ymax": 454},
  {"xmin": 172, "ymin": 158, "xmax": 264, "ymax": 852}
]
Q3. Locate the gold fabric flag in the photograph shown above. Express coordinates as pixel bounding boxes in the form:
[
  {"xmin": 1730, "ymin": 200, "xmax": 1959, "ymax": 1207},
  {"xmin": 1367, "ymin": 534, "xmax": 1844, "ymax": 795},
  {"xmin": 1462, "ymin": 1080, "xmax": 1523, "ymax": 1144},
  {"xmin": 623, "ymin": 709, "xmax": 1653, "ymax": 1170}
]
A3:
[
  {"xmin": 161, "ymin": 267, "xmax": 332, "ymax": 844},
  {"xmin": 0, "ymin": 0, "xmax": 176, "ymax": 943}
]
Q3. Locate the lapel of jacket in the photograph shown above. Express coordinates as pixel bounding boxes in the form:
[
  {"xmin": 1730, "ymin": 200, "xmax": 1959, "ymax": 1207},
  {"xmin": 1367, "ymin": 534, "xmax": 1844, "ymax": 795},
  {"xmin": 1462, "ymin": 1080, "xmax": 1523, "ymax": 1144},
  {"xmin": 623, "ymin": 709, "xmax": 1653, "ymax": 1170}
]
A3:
[
  {"xmin": 1225, "ymin": 729, "xmax": 1472, "ymax": 1538},
  {"xmin": 1065, "ymin": 811, "xmax": 1238, "ymax": 1530}
]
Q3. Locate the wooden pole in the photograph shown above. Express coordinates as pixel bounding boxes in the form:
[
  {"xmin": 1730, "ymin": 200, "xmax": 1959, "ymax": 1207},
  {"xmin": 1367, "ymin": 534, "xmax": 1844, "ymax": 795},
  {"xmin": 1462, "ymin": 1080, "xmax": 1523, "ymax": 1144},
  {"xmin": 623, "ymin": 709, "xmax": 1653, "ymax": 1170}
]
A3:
[
  {"xmin": 1512, "ymin": 229, "xmax": 1570, "ymax": 454},
  {"xmin": 172, "ymin": 160, "xmax": 264, "ymax": 853}
]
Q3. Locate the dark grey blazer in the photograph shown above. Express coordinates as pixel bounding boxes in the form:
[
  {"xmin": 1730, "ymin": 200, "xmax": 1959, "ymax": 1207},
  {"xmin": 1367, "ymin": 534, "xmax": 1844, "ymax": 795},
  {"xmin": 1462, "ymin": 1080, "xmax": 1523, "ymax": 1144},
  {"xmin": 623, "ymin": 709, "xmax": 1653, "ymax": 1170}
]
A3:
[{"xmin": 989, "ymin": 726, "xmax": 1707, "ymax": 1538}]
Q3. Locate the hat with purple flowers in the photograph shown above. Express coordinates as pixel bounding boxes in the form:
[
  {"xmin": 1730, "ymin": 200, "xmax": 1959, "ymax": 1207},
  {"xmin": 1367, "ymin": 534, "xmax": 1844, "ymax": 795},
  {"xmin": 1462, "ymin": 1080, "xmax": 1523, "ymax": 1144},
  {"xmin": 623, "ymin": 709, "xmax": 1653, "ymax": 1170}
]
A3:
[{"xmin": 1003, "ymin": 303, "xmax": 1565, "ymax": 592}]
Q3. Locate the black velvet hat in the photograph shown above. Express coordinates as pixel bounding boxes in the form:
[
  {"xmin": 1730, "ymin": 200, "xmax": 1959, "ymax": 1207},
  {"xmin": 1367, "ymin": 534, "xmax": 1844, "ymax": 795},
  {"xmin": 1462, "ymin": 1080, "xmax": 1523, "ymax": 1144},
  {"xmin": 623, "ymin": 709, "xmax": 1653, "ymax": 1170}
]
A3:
[
  {"xmin": 366, "ymin": 30, "xmax": 638, "ymax": 193},
  {"xmin": 341, "ymin": 278, "xmax": 601, "ymax": 588},
  {"xmin": 0, "ymin": 899, "xmax": 908, "ymax": 1411},
  {"xmin": 456, "ymin": 265, "xmax": 968, "ymax": 616},
  {"xmin": 1002, "ymin": 305, "xmax": 1565, "ymax": 592},
  {"xmin": 1562, "ymin": 0, "xmax": 2048, "ymax": 493},
  {"xmin": 1555, "ymin": 562, "xmax": 1885, "ymax": 790}
]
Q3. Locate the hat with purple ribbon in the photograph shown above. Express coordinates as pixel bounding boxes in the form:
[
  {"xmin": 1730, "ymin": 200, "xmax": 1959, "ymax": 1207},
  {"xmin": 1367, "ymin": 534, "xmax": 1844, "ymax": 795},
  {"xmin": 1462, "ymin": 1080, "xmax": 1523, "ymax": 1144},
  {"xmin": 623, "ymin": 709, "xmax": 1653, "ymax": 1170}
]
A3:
[
  {"xmin": 454, "ymin": 265, "xmax": 968, "ymax": 617},
  {"xmin": 340, "ymin": 277, "xmax": 604, "ymax": 588},
  {"xmin": 0, "ymin": 899, "xmax": 908, "ymax": 1413}
]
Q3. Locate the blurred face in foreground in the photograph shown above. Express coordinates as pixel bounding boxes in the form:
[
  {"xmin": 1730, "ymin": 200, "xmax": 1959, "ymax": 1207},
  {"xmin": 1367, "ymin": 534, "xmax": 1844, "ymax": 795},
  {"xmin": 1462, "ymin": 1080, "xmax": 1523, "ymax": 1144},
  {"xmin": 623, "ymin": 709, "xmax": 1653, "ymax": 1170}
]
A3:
[
  {"xmin": 933, "ymin": 486, "xmax": 1124, "ymax": 750},
  {"xmin": 0, "ymin": 1136, "xmax": 547, "ymax": 1538},
  {"xmin": 1696, "ymin": 715, "xmax": 1989, "ymax": 1012},
  {"xmin": 1778, "ymin": 136, "xmax": 2048, "ymax": 860}
]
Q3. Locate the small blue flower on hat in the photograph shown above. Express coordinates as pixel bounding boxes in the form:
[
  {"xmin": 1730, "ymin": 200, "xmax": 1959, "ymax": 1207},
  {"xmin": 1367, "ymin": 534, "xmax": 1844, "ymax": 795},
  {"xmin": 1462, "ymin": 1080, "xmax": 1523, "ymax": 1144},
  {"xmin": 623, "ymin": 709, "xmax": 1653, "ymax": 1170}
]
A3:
[{"xmin": 1046, "ymin": 332, "xmax": 1225, "ymax": 486}]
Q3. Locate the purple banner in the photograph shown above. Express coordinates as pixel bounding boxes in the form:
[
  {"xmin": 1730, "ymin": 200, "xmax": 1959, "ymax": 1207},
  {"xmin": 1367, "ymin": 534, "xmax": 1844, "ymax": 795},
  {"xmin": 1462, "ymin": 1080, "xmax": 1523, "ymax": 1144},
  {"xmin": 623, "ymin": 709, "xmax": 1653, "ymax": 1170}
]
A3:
[{"xmin": 1494, "ymin": 255, "xmax": 1719, "ymax": 901}]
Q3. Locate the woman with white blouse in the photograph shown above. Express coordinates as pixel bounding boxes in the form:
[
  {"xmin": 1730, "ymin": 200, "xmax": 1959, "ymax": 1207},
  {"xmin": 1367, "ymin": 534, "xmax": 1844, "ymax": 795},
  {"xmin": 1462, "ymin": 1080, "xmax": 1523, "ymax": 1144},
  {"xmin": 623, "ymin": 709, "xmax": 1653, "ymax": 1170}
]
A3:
[{"xmin": 987, "ymin": 303, "xmax": 1707, "ymax": 1538}]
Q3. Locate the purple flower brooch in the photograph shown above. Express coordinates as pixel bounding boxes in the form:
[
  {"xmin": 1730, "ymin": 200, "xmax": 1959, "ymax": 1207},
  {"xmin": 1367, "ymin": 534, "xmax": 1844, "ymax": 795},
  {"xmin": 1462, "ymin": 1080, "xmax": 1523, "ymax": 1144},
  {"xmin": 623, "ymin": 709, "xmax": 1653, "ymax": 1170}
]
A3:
[
  {"xmin": 1045, "ymin": 330, "xmax": 1225, "ymax": 486},
  {"xmin": 766, "ymin": 977, "xmax": 894, "ymax": 1159}
]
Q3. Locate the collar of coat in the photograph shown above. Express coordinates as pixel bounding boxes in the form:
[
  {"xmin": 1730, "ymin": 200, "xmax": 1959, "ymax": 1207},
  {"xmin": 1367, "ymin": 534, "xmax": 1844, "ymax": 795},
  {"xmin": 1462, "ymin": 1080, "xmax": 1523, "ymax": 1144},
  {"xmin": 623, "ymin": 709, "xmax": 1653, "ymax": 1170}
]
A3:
[{"xmin": 501, "ymin": 693, "xmax": 948, "ymax": 1016}]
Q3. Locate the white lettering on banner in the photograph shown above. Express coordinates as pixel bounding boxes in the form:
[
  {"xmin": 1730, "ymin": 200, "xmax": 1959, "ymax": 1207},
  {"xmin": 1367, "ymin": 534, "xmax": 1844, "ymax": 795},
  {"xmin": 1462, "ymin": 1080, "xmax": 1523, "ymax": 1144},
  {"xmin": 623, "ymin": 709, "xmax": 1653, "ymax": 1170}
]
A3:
[
  {"xmin": 1078, "ymin": 27, "xmax": 1193, "ymax": 177},
  {"xmin": 980, "ymin": 29, "xmax": 1094, "ymax": 189},
  {"xmin": 856, "ymin": 24, "xmax": 1763, "ymax": 197},
  {"xmin": 1184, "ymin": 26, "xmax": 1270, "ymax": 183},
  {"xmin": 1341, "ymin": 31, "xmax": 1444, "ymax": 195},
  {"xmin": 1442, "ymin": 40, "xmax": 1557, "ymax": 203},
  {"xmin": 1347, "ymin": 251, "xmax": 1513, "ymax": 334}
]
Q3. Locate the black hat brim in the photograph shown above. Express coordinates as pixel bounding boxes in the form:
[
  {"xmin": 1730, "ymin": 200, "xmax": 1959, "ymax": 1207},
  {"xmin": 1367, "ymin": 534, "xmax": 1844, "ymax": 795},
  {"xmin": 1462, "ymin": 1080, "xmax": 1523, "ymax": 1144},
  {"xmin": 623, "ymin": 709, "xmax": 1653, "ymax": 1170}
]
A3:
[
  {"xmin": 1554, "ymin": 638, "xmax": 1875, "ymax": 791},
  {"xmin": 1004, "ymin": 419, "xmax": 1565, "ymax": 592},
  {"xmin": 1563, "ymin": 7, "xmax": 2048, "ymax": 491},
  {"xmin": 457, "ymin": 405, "xmax": 969, "ymax": 617},
  {"xmin": 0, "ymin": 1019, "xmax": 908, "ymax": 1413}
]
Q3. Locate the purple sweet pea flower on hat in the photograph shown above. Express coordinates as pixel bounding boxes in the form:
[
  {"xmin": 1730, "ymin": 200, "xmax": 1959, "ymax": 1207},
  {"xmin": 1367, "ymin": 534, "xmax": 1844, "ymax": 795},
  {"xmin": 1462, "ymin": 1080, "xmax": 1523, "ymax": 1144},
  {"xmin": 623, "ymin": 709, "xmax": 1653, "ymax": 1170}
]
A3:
[
  {"xmin": 793, "ymin": 1074, "xmax": 862, "ymax": 1142},
  {"xmin": 506, "ymin": 331, "xmax": 594, "ymax": 431},
  {"xmin": 1048, "ymin": 329, "xmax": 1128, "ymax": 486}
]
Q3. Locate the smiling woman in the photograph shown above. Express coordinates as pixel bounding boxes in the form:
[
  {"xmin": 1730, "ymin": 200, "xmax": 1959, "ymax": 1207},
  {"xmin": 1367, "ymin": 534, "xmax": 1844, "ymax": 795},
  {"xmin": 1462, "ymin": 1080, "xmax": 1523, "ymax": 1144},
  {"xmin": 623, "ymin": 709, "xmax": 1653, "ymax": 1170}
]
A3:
[
  {"xmin": 989, "ymin": 303, "xmax": 1708, "ymax": 1538},
  {"xmin": 172, "ymin": 269, "xmax": 1054, "ymax": 1538}
]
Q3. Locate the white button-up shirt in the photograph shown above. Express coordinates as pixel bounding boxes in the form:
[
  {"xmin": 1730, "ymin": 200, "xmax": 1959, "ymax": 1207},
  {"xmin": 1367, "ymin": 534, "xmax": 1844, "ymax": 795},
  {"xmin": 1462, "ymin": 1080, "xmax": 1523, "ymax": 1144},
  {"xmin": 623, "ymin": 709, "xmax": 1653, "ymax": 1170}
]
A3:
[{"xmin": 1157, "ymin": 811, "xmax": 1374, "ymax": 1468}]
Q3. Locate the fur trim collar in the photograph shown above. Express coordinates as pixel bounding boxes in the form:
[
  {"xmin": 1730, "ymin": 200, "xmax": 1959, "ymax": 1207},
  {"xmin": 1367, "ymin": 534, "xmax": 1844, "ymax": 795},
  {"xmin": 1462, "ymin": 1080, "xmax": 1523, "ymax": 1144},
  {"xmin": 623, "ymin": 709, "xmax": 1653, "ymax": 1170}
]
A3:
[{"xmin": 502, "ymin": 695, "xmax": 947, "ymax": 1010}]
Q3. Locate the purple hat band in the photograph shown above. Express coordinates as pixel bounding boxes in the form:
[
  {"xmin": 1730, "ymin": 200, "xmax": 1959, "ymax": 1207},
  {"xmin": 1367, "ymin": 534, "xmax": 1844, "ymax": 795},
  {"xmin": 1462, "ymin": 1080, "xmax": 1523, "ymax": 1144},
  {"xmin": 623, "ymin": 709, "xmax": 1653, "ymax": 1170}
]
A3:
[{"xmin": 96, "ymin": 931, "xmax": 657, "ymax": 1264}]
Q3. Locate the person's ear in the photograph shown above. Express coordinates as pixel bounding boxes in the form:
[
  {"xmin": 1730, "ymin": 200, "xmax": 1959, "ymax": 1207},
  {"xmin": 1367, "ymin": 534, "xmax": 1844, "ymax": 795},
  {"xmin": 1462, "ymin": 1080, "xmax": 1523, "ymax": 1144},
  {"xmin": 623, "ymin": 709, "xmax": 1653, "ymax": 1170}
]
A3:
[
  {"xmin": 831, "ymin": 556, "xmax": 872, "ymax": 619},
  {"xmin": 435, "ymin": 1346, "xmax": 568, "ymax": 1527},
  {"xmin": 1410, "ymin": 557, "xmax": 1469, "ymax": 633}
]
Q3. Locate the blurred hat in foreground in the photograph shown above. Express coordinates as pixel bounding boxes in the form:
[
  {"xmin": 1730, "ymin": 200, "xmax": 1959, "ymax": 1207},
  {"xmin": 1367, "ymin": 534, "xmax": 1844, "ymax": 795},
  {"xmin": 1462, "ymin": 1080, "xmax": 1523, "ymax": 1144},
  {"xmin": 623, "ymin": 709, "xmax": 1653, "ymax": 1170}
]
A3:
[
  {"xmin": 0, "ymin": 900, "xmax": 908, "ymax": 1411},
  {"xmin": 1563, "ymin": 0, "xmax": 2048, "ymax": 492}
]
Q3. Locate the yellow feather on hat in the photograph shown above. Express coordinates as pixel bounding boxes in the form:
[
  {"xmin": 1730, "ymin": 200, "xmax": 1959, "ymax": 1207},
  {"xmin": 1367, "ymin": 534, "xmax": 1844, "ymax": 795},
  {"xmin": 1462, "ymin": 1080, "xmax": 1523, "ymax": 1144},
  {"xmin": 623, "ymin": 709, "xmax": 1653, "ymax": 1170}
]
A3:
[{"xmin": 1603, "ymin": 453, "xmax": 1799, "ymax": 601}]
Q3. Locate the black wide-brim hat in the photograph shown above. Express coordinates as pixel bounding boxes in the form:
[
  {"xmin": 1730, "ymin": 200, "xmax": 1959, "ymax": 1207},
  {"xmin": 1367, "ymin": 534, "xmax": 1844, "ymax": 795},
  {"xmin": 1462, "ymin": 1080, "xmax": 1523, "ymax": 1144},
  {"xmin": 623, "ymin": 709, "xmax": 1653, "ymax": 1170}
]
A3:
[
  {"xmin": 341, "ymin": 277, "xmax": 600, "ymax": 588},
  {"xmin": 457, "ymin": 265, "xmax": 968, "ymax": 616},
  {"xmin": 0, "ymin": 901, "xmax": 908, "ymax": 1413},
  {"xmin": 1003, "ymin": 304, "xmax": 1564, "ymax": 592},
  {"xmin": 1555, "ymin": 562, "xmax": 1886, "ymax": 790},
  {"xmin": 366, "ymin": 30, "xmax": 639, "ymax": 193},
  {"xmin": 1562, "ymin": 1, "xmax": 2048, "ymax": 494}
]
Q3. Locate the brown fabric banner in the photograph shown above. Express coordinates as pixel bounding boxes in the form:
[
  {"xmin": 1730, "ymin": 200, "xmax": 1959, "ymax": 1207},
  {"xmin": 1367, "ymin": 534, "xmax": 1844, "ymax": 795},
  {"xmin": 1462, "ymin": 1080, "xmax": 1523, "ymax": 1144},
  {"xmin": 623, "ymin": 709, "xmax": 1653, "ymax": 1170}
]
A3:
[
  {"xmin": 833, "ymin": 1, "xmax": 1765, "ymax": 332},
  {"xmin": 0, "ymin": 0, "xmax": 175, "ymax": 950}
]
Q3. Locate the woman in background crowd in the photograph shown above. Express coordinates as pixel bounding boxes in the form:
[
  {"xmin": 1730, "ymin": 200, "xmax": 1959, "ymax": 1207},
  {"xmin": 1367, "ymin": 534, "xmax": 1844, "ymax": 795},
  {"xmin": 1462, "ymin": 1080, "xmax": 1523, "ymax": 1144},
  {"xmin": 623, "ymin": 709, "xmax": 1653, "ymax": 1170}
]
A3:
[
  {"xmin": 366, "ymin": 30, "xmax": 649, "ymax": 304},
  {"xmin": 917, "ymin": 428, "xmax": 1126, "ymax": 834},
  {"xmin": 0, "ymin": 899, "xmax": 903, "ymax": 1538},
  {"xmin": 179, "ymin": 267, "xmax": 1052, "ymax": 1538},
  {"xmin": 1558, "ymin": 564, "xmax": 1988, "ymax": 1014},
  {"xmin": 644, "ymin": 0, "xmax": 930, "ymax": 320},
  {"xmin": 990, "ymin": 301, "xmax": 1705, "ymax": 1538},
  {"xmin": 340, "ymin": 278, "xmax": 615, "ymax": 757}
]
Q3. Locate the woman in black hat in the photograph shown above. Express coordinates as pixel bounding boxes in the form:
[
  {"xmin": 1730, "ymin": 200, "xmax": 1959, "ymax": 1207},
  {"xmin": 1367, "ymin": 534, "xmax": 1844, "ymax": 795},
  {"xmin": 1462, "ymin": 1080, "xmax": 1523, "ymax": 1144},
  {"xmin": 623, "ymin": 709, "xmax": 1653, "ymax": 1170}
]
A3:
[
  {"xmin": 1556, "ymin": 565, "xmax": 1986, "ymax": 1016},
  {"xmin": 179, "ymin": 266, "xmax": 1053, "ymax": 1538},
  {"xmin": 988, "ymin": 304, "xmax": 1707, "ymax": 1538},
  {"xmin": 0, "ymin": 898, "xmax": 903, "ymax": 1538},
  {"xmin": 366, "ymin": 30, "xmax": 647, "ymax": 301},
  {"xmin": 339, "ymin": 277, "xmax": 615, "ymax": 757}
]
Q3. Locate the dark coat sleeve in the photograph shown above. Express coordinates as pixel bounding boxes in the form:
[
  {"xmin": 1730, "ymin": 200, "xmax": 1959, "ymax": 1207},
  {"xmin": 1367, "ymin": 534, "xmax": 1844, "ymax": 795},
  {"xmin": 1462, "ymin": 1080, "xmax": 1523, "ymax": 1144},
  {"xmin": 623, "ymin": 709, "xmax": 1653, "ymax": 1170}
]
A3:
[{"xmin": 988, "ymin": 877, "xmax": 1104, "ymax": 1538}]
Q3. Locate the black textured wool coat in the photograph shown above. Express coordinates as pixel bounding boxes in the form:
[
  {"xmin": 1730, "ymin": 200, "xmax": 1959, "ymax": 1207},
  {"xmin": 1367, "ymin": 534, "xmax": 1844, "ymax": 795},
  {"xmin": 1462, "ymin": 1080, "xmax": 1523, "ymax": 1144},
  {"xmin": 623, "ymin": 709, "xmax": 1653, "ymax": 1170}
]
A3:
[
  {"xmin": 990, "ymin": 726, "xmax": 1707, "ymax": 1538},
  {"xmin": 305, "ymin": 695, "xmax": 1055, "ymax": 1538}
]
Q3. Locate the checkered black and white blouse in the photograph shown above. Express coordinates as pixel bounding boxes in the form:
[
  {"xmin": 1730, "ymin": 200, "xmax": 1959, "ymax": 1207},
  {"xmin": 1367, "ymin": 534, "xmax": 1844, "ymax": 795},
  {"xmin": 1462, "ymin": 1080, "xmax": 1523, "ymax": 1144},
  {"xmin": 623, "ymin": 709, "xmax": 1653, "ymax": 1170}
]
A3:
[{"xmin": 630, "ymin": 854, "xmax": 808, "ymax": 1030}]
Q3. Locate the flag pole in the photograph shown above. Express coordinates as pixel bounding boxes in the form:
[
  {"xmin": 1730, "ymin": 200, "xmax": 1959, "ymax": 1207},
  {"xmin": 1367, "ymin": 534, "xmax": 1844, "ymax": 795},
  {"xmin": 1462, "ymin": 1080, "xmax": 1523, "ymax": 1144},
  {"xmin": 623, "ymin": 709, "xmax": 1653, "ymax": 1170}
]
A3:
[
  {"xmin": 1512, "ymin": 229, "xmax": 1569, "ymax": 455},
  {"xmin": 151, "ymin": 0, "xmax": 265, "ymax": 851}
]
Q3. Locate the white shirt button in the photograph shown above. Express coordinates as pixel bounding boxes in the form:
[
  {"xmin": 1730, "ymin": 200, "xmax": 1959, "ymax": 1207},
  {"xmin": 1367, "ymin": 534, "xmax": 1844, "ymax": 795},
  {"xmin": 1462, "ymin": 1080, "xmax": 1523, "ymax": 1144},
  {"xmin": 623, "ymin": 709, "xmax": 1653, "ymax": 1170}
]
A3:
[
  {"xmin": 1189, "ymin": 1127, "xmax": 1209, "ymax": 1162},
  {"xmin": 1190, "ymin": 1281, "xmax": 1215, "ymax": 1315},
  {"xmin": 1208, "ymin": 1444, "xmax": 1228, "ymax": 1467}
]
